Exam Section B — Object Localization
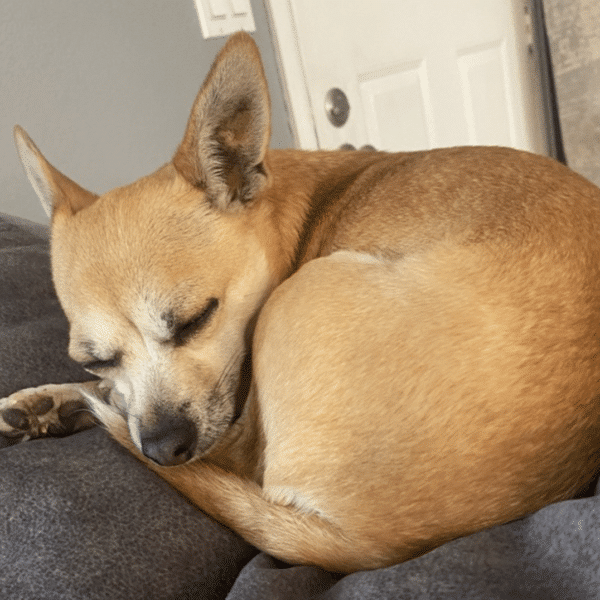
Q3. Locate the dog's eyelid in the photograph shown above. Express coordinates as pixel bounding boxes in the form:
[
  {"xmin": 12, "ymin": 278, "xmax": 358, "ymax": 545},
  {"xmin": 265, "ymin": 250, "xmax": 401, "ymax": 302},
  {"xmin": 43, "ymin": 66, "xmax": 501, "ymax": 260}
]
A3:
[
  {"xmin": 173, "ymin": 297, "xmax": 219, "ymax": 345},
  {"xmin": 81, "ymin": 354, "xmax": 121, "ymax": 372}
]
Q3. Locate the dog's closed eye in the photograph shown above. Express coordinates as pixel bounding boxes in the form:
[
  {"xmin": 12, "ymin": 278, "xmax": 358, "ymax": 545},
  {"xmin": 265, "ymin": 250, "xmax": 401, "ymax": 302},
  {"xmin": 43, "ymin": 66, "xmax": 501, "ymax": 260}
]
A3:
[
  {"xmin": 81, "ymin": 355, "xmax": 121, "ymax": 373},
  {"xmin": 173, "ymin": 297, "xmax": 219, "ymax": 346}
]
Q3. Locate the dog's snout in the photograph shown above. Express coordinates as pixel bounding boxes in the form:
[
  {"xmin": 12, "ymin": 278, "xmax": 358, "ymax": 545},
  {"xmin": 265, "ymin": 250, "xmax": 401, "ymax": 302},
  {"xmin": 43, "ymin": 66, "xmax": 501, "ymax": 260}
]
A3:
[{"xmin": 140, "ymin": 413, "xmax": 197, "ymax": 466}]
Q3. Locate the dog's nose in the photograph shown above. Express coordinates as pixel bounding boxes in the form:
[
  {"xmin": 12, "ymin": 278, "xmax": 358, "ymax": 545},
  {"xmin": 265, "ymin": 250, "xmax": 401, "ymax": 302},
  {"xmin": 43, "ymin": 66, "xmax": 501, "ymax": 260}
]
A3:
[{"xmin": 139, "ymin": 414, "xmax": 197, "ymax": 466}]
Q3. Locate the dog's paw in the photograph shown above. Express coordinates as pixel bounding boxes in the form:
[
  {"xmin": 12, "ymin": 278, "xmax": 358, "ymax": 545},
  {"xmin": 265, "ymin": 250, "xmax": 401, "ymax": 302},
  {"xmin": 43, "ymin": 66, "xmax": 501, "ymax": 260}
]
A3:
[{"xmin": 0, "ymin": 383, "xmax": 97, "ymax": 447}]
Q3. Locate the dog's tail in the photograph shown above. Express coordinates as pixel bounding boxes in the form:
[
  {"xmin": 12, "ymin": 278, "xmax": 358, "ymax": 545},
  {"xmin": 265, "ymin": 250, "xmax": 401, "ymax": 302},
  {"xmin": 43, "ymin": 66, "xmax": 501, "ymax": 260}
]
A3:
[{"xmin": 105, "ymin": 417, "xmax": 411, "ymax": 573}]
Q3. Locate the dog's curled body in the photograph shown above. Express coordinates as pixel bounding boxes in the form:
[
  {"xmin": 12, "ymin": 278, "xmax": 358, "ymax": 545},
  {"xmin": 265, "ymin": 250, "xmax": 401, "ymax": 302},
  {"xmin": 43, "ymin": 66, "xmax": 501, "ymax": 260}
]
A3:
[{"xmin": 5, "ymin": 33, "xmax": 600, "ymax": 572}]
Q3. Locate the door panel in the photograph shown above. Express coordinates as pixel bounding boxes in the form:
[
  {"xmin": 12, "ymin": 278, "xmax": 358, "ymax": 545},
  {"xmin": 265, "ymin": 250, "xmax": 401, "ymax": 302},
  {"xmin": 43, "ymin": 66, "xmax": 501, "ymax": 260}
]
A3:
[
  {"xmin": 359, "ymin": 61, "xmax": 435, "ymax": 151},
  {"xmin": 458, "ymin": 42, "xmax": 513, "ymax": 146}
]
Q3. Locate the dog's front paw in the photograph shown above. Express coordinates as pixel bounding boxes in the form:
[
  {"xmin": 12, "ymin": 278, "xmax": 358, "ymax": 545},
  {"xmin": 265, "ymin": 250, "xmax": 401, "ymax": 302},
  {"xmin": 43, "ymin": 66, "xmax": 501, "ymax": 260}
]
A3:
[{"xmin": 0, "ymin": 383, "xmax": 98, "ymax": 447}]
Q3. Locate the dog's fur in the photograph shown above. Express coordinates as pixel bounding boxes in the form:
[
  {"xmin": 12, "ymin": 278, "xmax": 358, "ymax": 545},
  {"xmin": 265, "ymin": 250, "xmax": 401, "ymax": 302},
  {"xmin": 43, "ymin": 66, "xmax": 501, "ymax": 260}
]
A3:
[{"xmin": 4, "ymin": 32, "xmax": 600, "ymax": 572}]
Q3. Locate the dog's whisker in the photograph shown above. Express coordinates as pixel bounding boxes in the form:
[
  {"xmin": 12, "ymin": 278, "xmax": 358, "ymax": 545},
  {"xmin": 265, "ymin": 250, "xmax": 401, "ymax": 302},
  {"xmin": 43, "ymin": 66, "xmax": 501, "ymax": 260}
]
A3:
[{"xmin": 67, "ymin": 406, "xmax": 95, "ymax": 417}]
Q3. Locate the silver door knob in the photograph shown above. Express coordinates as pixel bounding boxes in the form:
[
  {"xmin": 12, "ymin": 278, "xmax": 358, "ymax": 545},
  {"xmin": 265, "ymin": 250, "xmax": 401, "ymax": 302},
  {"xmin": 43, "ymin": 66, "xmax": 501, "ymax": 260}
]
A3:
[{"xmin": 325, "ymin": 88, "xmax": 350, "ymax": 127}]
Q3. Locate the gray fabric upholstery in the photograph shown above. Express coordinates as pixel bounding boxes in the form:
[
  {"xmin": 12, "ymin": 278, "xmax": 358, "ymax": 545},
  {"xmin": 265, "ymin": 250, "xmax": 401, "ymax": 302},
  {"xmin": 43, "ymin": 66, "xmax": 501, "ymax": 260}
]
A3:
[
  {"xmin": 2, "ymin": 213, "xmax": 600, "ymax": 599},
  {"xmin": 0, "ymin": 216, "xmax": 89, "ymax": 398},
  {"xmin": 0, "ymin": 430, "xmax": 257, "ymax": 599}
]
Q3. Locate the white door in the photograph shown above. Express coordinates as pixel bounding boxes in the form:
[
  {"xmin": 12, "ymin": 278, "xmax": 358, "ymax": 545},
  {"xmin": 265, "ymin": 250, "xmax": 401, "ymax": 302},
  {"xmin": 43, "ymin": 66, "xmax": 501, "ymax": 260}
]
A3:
[{"xmin": 267, "ymin": 0, "xmax": 546, "ymax": 154}]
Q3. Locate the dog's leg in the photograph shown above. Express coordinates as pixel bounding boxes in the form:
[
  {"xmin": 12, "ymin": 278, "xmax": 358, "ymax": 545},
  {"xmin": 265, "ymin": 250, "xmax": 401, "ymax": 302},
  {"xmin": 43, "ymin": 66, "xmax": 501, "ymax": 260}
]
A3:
[{"xmin": 0, "ymin": 381, "xmax": 104, "ymax": 446}]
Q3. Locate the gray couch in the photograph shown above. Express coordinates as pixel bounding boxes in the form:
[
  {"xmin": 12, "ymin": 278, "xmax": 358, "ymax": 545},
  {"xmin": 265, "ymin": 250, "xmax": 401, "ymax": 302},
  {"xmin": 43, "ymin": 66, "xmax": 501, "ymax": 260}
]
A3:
[{"xmin": 1, "ymin": 213, "xmax": 599, "ymax": 600}]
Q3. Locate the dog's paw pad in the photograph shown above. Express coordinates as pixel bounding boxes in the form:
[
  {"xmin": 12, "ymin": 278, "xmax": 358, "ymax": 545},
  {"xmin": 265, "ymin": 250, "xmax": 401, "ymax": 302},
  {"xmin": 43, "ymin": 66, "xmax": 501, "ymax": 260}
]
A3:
[
  {"xmin": 1, "ymin": 407, "xmax": 30, "ymax": 430},
  {"xmin": 0, "ymin": 394, "xmax": 54, "ymax": 429},
  {"xmin": 0, "ymin": 385, "xmax": 91, "ymax": 444},
  {"xmin": 47, "ymin": 399, "xmax": 89, "ymax": 436},
  {"xmin": 30, "ymin": 395, "xmax": 55, "ymax": 414}
]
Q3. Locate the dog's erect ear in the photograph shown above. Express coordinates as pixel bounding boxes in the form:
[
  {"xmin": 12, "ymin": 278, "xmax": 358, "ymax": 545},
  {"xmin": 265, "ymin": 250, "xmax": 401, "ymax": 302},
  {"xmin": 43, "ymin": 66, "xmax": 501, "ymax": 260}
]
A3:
[
  {"xmin": 13, "ymin": 125, "xmax": 98, "ymax": 218},
  {"xmin": 173, "ymin": 32, "xmax": 271, "ymax": 210}
]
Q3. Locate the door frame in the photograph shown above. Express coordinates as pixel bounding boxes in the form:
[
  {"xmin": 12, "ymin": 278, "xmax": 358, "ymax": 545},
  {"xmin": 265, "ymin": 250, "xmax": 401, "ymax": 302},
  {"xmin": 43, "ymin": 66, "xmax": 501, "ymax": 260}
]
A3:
[{"xmin": 264, "ymin": 0, "xmax": 318, "ymax": 149}]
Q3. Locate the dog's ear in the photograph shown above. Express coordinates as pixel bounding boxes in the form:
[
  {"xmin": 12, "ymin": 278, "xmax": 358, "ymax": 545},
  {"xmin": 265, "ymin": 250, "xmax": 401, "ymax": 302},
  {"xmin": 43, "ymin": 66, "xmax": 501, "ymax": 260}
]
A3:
[
  {"xmin": 173, "ymin": 32, "xmax": 271, "ymax": 210},
  {"xmin": 13, "ymin": 126, "xmax": 98, "ymax": 218}
]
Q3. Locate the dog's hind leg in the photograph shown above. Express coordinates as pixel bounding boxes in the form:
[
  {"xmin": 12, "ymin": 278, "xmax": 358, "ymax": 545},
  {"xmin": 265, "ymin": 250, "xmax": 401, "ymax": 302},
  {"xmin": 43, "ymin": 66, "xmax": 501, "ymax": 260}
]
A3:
[{"xmin": 0, "ymin": 381, "xmax": 104, "ymax": 446}]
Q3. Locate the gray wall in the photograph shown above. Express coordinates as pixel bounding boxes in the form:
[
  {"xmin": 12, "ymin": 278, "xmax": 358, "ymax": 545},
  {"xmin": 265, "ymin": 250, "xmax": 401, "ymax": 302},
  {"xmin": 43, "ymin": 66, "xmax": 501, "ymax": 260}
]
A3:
[
  {"xmin": 0, "ymin": 0, "xmax": 293, "ymax": 224},
  {"xmin": 543, "ymin": 0, "xmax": 600, "ymax": 186}
]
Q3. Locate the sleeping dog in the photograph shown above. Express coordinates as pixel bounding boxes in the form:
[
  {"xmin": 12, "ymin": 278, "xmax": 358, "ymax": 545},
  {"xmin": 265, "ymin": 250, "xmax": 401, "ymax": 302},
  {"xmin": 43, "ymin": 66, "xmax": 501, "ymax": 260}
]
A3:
[{"xmin": 3, "ymin": 32, "xmax": 600, "ymax": 572}]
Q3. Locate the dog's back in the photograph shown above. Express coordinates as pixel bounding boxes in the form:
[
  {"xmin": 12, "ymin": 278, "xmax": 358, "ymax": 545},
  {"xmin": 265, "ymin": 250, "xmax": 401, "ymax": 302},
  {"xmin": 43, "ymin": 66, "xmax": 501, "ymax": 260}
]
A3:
[{"xmin": 248, "ymin": 144, "xmax": 600, "ymax": 567}]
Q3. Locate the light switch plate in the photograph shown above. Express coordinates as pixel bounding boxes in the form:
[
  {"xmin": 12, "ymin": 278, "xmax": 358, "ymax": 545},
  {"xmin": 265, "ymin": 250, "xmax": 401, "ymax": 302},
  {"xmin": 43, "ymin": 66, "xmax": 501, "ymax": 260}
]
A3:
[{"xmin": 194, "ymin": 0, "xmax": 256, "ymax": 39}]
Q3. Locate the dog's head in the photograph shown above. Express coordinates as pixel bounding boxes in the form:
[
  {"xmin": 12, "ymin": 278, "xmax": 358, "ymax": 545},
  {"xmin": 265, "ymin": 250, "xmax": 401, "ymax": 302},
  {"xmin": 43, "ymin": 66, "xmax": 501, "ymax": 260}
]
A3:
[{"xmin": 14, "ymin": 33, "xmax": 283, "ymax": 465}]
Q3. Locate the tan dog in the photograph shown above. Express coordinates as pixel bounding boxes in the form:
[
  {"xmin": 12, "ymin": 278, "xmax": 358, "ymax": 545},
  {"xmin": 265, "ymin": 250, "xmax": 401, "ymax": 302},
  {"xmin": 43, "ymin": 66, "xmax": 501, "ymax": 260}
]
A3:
[{"xmin": 3, "ymin": 32, "xmax": 600, "ymax": 572}]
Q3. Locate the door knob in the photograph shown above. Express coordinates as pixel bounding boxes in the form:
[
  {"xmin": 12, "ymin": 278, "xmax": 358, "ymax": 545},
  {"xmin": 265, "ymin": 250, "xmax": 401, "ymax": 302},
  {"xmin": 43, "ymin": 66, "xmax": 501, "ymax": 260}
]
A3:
[{"xmin": 325, "ymin": 88, "xmax": 350, "ymax": 127}]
